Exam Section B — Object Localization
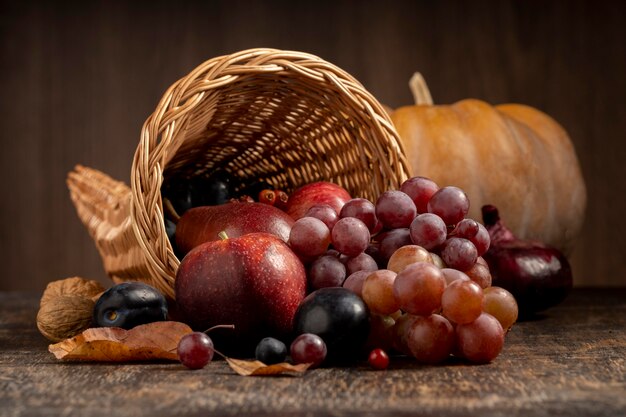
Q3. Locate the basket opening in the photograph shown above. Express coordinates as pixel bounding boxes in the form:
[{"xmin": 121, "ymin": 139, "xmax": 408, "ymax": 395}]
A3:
[{"xmin": 160, "ymin": 73, "xmax": 381, "ymax": 205}]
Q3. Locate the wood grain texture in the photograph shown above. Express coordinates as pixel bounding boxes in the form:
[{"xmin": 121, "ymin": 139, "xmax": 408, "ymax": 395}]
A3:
[
  {"xmin": 0, "ymin": 0, "xmax": 625, "ymax": 291},
  {"xmin": 1, "ymin": 289, "xmax": 625, "ymax": 417}
]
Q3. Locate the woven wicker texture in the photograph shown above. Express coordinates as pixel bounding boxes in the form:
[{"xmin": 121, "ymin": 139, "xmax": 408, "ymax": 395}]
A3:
[{"xmin": 70, "ymin": 48, "xmax": 411, "ymax": 299}]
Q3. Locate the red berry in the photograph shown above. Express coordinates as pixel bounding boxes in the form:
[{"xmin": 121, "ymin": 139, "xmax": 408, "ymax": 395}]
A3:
[
  {"xmin": 368, "ymin": 348, "xmax": 390, "ymax": 370},
  {"xmin": 274, "ymin": 190, "xmax": 289, "ymax": 210},
  {"xmin": 258, "ymin": 189, "xmax": 276, "ymax": 205}
]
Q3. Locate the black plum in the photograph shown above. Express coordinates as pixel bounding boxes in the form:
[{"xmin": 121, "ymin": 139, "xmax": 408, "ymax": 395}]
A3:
[
  {"xmin": 293, "ymin": 287, "xmax": 370, "ymax": 361},
  {"xmin": 93, "ymin": 282, "xmax": 168, "ymax": 329},
  {"xmin": 255, "ymin": 337, "xmax": 288, "ymax": 365},
  {"xmin": 162, "ymin": 169, "xmax": 240, "ymax": 215}
]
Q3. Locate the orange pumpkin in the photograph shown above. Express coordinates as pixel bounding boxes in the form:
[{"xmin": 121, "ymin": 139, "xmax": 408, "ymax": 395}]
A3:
[{"xmin": 389, "ymin": 73, "xmax": 586, "ymax": 256}]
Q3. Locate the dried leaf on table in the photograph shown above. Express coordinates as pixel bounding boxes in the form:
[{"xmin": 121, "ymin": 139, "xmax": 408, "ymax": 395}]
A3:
[
  {"xmin": 226, "ymin": 358, "xmax": 312, "ymax": 376},
  {"xmin": 49, "ymin": 321, "xmax": 192, "ymax": 361}
]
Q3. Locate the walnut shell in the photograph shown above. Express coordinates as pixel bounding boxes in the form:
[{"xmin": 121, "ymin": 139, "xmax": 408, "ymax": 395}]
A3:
[
  {"xmin": 40, "ymin": 277, "xmax": 105, "ymax": 307},
  {"xmin": 37, "ymin": 295, "xmax": 96, "ymax": 342}
]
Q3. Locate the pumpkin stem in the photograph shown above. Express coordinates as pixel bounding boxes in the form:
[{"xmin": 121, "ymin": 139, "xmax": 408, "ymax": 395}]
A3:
[{"xmin": 409, "ymin": 72, "xmax": 434, "ymax": 106}]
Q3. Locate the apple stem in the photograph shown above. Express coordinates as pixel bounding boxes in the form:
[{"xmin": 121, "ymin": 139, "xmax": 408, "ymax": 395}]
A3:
[{"xmin": 218, "ymin": 231, "xmax": 229, "ymax": 240}]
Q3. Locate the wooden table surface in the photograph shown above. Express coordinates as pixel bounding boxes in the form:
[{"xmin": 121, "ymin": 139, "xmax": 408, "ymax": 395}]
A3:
[{"xmin": 1, "ymin": 289, "xmax": 625, "ymax": 417}]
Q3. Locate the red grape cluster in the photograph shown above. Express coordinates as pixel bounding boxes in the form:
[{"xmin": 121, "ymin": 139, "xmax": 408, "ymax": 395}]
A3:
[{"xmin": 288, "ymin": 176, "xmax": 518, "ymax": 365}]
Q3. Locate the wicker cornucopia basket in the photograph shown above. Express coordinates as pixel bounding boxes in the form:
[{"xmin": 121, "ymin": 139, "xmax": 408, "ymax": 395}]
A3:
[{"xmin": 67, "ymin": 48, "xmax": 411, "ymax": 299}]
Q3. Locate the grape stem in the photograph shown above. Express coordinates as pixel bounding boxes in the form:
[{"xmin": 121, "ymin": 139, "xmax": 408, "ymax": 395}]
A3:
[
  {"xmin": 203, "ymin": 324, "xmax": 235, "ymax": 333},
  {"xmin": 212, "ymin": 347, "xmax": 228, "ymax": 360},
  {"xmin": 200, "ymin": 324, "xmax": 235, "ymax": 361}
]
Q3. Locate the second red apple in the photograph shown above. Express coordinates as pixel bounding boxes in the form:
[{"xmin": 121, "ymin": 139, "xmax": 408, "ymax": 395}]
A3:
[{"xmin": 286, "ymin": 181, "xmax": 352, "ymax": 220}]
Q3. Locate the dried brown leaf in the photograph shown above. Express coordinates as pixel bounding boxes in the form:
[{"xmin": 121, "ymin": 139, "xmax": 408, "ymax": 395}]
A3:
[
  {"xmin": 49, "ymin": 321, "xmax": 192, "ymax": 361},
  {"xmin": 226, "ymin": 358, "xmax": 312, "ymax": 376}
]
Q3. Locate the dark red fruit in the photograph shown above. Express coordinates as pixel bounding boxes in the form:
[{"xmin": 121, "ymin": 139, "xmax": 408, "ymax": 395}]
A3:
[
  {"xmin": 258, "ymin": 189, "xmax": 276, "ymax": 205},
  {"xmin": 368, "ymin": 348, "xmax": 390, "ymax": 370},
  {"xmin": 482, "ymin": 205, "xmax": 573, "ymax": 317},
  {"xmin": 177, "ymin": 332, "xmax": 215, "ymax": 370}
]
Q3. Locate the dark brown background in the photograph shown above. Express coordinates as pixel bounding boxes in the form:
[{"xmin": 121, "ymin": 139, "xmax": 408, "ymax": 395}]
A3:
[{"xmin": 1, "ymin": 0, "xmax": 624, "ymax": 292}]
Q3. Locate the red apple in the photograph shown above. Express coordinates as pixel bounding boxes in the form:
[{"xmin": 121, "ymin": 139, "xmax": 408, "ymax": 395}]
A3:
[
  {"xmin": 286, "ymin": 181, "xmax": 352, "ymax": 220},
  {"xmin": 175, "ymin": 232, "xmax": 306, "ymax": 348},
  {"xmin": 175, "ymin": 201, "xmax": 294, "ymax": 255}
]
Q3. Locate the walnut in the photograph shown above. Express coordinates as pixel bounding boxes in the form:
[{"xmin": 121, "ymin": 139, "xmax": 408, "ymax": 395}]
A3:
[
  {"xmin": 37, "ymin": 277, "xmax": 106, "ymax": 342},
  {"xmin": 40, "ymin": 276, "xmax": 105, "ymax": 307}
]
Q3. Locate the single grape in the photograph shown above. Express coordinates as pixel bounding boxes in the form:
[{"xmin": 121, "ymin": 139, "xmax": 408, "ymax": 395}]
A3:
[
  {"xmin": 387, "ymin": 244, "xmax": 432, "ymax": 273},
  {"xmin": 465, "ymin": 262, "xmax": 492, "ymax": 288},
  {"xmin": 450, "ymin": 218, "xmax": 480, "ymax": 239},
  {"xmin": 342, "ymin": 270, "xmax": 370, "ymax": 297},
  {"xmin": 406, "ymin": 314, "xmax": 455, "ymax": 364},
  {"xmin": 371, "ymin": 219, "xmax": 384, "ymax": 236},
  {"xmin": 441, "ymin": 268, "xmax": 471, "ymax": 285},
  {"xmin": 290, "ymin": 333, "xmax": 327, "ymax": 368},
  {"xmin": 362, "ymin": 269, "xmax": 399, "ymax": 315},
  {"xmin": 368, "ymin": 348, "xmax": 390, "ymax": 370},
  {"xmin": 482, "ymin": 286, "xmax": 518, "ymax": 331},
  {"xmin": 364, "ymin": 242, "xmax": 383, "ymax": 267},
  {"xmin": 393, "ymin": 262, "xmax": 446, "ymax": 316},
  {"xmin": 305, "ymin": 204, "xmax": 339, "ymax": 230},
  {"xmin": 365, "ymin": 314, "xmax": 396, "ymax": 351},
  {"xmin": 377, "ymin": 228, "xmax": 412, "ymax": 265},
  {"xmin": 345, "ymin": 252, "xmax": 379, "ymax": 275},
  {"xmin": 375, "ymin": 190, "xmax": 417, "ymax": 229},
  {"xmin": 331, "ymin": 217, "xmax": 370, "ymax": 257},
  {"xmin": 427, "ymin": 186, "xmax": 470, "ymax": 226},
  {"xmin": 456, "ymin": 313, "xmax": 505, "ymax": 363},
  {"xmin": 400, "ymin": 176, "xmax": 439, "ymax": 213},
  {"xmin": 430, "ymin": 252, "xmax": 446, "ymax": 269},
  {"xmin": 391, "ymin": 313, "xmax": 419, "ymax": 355},
  {"xmin": 308, "ymin": 255, "xmax": 347, "ymax": 290},
  {"xmin": 340, "ymin": 198, "xmax": 378, "ymax": 232},
  {"xmin": 469, "ymin": 223, "xmax": 490, "ymax": 256},
  {"xmin": 288, "ymin": 217, "xmax": 331, "ymax": 258},
  {"xmin": 441, "ymin": 279, "xmax": 484, "ymax": 324},
  {"xmin": 441, "ymin": 237, "xmax": 478, "ymax": 271},
  {"xmin": 177, "ymin": 332, "xmax": 214, "ymax": 370},
  {"xmin": 255, "ymin": 337, "xmax": 288, "ymax": 365},
  {"xmin": 410, "ymin": 213, "xmax": 448, "ymax": 250}
]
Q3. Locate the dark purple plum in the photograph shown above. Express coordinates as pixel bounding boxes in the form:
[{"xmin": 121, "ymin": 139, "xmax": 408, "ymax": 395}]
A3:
[
  {"xmin": 293, "ymin": 287, "xmax": 370, "ymax": 361},
  {"xmin": 93, "ymin": 282, "xmax": 168, "ymax": 329}
]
